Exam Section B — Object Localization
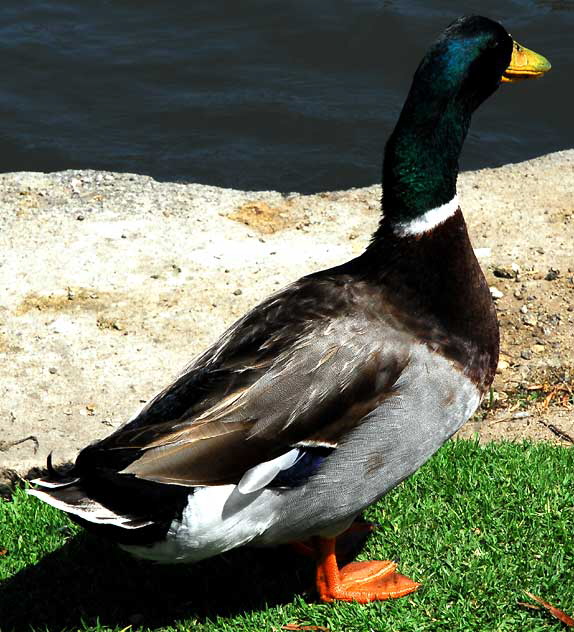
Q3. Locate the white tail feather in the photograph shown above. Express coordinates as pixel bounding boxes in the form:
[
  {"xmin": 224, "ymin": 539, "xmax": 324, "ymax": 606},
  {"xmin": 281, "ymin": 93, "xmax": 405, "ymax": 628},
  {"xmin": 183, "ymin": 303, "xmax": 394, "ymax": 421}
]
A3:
[
  {"xmin": 27, "ymin": 488, "xmax": 153, "ymax": 529},
  {"xmin": 29, "ymin": 477, "xmax": 80, "ymax": 489}
]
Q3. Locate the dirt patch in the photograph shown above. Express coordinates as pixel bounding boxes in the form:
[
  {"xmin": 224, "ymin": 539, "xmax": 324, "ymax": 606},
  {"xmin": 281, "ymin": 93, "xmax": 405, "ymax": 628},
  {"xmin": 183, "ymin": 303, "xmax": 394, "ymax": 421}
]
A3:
[
  {"xmin": 16, "ymin": 288, "xmax": 103, "ymax": 315},
  {"xmin": 228, "ymin": 200, "xmax": 306, "ymax": 234},
  {"xmin": 461, "ymin": 365, "xmax": 574, "ymax": 444}
]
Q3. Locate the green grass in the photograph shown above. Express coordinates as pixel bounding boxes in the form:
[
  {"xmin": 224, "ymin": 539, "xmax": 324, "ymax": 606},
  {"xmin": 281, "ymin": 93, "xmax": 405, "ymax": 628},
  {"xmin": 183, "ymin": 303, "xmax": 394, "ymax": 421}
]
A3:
[{"xmin": 1, "ymin": 440, "xmax": 573, "ymax": 632}]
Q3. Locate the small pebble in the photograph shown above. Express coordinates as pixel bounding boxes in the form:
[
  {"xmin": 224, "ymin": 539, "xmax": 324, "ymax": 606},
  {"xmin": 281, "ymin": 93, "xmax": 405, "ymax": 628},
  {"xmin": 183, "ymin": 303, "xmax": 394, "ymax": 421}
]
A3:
[
  {"xmin": 496, "ymin": 359, "xmax": 509, "ymax": 372},
  {"xmin": 520, "ymin": 349, "xmax": 533, "ymax": 360},
  {"xmin": 545, "ymin": 268, "xmax": 560, "ymax": 281},
  {"xmin": 233, "ymin": 289, "xmax": 242, "ymax": 296},
  {"xmin": 48, "ymin": 367, "xmax": 57, "ymax": 375},
  {"xmin": 76, "ymin": 215, "xmax": 85, "ymax": 221},
  {"xmin": 492, "ymin": 265, "xmax": 514, "ymax": 279},
  {"xmin": 489, "ymin": 286, "xmax": 504, "ymax": 300},
  {"xmin": 547, "ymin": 314, "xmax": 561, "ymax": 326},
  {"xmin": 520, "ymin": 305, "xmax": 528, "ymax": 314}
]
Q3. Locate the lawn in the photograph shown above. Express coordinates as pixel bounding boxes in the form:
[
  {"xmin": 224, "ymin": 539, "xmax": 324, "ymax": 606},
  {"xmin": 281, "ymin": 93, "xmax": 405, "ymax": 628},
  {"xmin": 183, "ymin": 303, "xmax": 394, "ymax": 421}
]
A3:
[{"xmin": 1, "ymin": 440, "xmax": 573, "ymax": 632}]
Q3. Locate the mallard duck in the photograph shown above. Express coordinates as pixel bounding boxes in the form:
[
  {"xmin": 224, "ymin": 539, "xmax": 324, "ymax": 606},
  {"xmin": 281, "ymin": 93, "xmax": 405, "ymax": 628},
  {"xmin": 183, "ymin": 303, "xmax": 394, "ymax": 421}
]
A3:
[{"xmin": 29, "ymin": 16, "xmax": 550, "ymax": 603}]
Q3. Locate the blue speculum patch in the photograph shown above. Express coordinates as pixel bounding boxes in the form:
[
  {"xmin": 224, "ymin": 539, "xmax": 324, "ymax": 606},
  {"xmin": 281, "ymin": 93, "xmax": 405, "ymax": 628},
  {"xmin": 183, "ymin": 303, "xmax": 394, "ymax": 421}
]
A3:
[{"xmin": 270, "ymin": 448, "xmax": 334, "ymax": 488}]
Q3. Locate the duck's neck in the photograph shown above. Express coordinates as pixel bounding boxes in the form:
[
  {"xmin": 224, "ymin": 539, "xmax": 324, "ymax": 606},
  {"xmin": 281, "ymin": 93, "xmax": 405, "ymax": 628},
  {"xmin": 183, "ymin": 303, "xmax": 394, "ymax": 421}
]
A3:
[
  {"xmin": 363, "ymin": 96, "xmax": 496, "ymax": 390},
  {"xmin": 378, "ymin": 94, "xmax": 471, "ymax": 236}
]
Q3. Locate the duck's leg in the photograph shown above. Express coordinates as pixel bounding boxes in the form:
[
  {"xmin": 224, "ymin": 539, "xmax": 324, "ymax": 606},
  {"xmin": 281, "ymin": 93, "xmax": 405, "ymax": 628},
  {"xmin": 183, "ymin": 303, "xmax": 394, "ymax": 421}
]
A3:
[
  {"xmin": 315, "ymin": 537, "xmax": 420, "ymax": 603},
  {"xmin": 290, "ymin": 520, "xmax": 377, "ymax": 558}
]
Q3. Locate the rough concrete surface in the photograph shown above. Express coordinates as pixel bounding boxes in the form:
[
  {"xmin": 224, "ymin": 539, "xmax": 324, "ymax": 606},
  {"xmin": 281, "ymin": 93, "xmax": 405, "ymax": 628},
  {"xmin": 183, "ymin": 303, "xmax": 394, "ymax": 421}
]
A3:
[{"xmin": 1, "ymin": 151, "xmax": 573, "ymax": 489}]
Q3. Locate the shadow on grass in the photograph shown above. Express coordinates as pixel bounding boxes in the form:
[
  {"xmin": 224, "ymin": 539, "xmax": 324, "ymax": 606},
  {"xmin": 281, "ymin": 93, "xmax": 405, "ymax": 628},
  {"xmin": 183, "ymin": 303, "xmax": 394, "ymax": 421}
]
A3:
[{"xmin": 0, "ymin": 531, "xmax": 317, "ymax": 631}]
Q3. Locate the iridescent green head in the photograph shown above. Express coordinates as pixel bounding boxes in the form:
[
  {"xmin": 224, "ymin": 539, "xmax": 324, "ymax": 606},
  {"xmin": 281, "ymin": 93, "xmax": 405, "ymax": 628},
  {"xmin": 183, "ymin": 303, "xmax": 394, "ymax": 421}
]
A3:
[
  {"xmin": 382, "ymin": 16, "xmax": 551, "ymax": 225},
  {"xmin": 411, "ymin": 17, "xmax": 513, "ymax": 112}
]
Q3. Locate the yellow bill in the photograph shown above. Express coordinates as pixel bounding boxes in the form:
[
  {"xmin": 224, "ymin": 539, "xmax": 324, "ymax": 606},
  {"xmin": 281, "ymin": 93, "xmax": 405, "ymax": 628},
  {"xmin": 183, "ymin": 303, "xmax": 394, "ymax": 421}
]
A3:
[{"xmin": 502, "ymin": 41, "xmax": 551, "ymax": 82}]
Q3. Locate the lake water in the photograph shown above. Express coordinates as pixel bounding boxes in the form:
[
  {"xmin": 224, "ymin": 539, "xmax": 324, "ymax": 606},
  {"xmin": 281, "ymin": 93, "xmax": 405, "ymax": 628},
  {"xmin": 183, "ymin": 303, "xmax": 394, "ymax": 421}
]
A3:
[{"xmin": 1, "ymin": 1, "xmax": 572, "ymax": 192}]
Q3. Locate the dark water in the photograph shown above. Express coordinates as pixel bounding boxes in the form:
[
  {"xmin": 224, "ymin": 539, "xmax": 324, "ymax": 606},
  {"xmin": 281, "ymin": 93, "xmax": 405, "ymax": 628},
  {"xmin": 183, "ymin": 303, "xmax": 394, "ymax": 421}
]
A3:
[{"xmin": 1, "ymin": 1, "xmax": 572, "ymax": 192}]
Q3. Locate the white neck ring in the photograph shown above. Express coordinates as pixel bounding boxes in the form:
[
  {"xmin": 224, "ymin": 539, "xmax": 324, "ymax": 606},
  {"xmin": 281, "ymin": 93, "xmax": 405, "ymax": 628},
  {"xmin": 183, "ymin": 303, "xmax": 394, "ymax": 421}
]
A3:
[{"xmin": 392, "ymin": 195, "xmax": 460, "ymax": 237}]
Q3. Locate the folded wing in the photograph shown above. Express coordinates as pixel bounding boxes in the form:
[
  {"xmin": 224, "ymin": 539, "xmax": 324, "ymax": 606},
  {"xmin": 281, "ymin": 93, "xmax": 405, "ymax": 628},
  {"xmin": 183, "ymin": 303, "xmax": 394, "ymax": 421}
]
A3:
[{"xmin": 82, "ymin": 275, "xmax": 409, "ymax": 487}]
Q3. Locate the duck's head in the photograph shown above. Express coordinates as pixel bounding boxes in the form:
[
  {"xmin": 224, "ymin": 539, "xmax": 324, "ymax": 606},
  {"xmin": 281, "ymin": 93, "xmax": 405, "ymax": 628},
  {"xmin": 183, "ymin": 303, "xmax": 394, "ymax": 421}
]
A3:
[
  {"xmin": 410, "ymin": 15, "xmax": 551, "ymax": 113},
  {"xmin": 382, "ymin": 16, "xmax": 551, "ymax": 227}
]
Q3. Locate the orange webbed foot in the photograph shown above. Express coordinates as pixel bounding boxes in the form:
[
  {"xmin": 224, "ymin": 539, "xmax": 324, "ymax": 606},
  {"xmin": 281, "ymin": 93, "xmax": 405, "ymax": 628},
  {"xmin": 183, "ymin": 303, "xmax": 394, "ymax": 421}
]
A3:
[{"xmin": 315, "ymin": 537, "xmax": 420, "ymax": 604}]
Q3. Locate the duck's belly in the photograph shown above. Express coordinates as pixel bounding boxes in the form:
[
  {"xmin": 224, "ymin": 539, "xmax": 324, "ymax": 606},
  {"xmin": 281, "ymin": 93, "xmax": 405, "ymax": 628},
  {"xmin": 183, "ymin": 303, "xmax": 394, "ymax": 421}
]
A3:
[{"xmin": 121, "ymin": 483, "xmax": 286, "ymax": 563}]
